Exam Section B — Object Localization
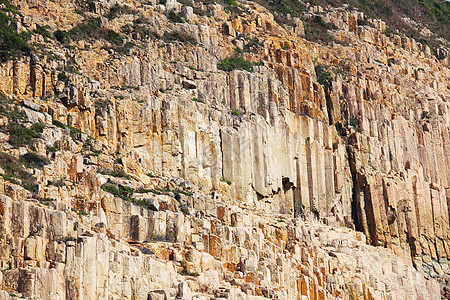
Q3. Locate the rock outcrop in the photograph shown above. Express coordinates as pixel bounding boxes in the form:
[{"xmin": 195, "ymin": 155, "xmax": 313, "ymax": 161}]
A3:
[{"xmin": 0, "ymin": 0, "xmax": 448, "ymax": 298}]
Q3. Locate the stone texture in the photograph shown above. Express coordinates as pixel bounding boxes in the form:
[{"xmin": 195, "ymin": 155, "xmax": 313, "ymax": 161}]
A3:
[{"xmin": 0, "ymin": 0, "xmax": 447, "ymax": 298}]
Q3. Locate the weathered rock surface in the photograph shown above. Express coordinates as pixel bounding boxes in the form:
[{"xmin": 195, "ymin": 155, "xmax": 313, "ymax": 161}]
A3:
[{"xmin": 0, "ymin": 0, "xmax": 448, "ymax": 298}]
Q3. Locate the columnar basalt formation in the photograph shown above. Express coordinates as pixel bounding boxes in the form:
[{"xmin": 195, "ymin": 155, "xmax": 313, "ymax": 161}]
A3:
[{"xmin": 0, "ymin": 0, "xmax": 448, "ymax": 298}]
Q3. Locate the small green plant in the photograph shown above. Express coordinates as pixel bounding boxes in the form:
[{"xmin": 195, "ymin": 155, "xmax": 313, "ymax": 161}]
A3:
[
  {"xmin": 68, "ymin": 17, "xmax": 123, "ymax": 46},
  {"xmin": 303, "ymin": 16, "xmax": 337, "ymax": 44},
  {"xmin": 0, "ymin": 7, "xmax": 31, "ymax": 62},
  {"xmin": 421, "ymin": 111, "xmax": 429, "ymax": 119},
  {"xmin": 106, "ymin": 4, "xmax": 137, "ymax": 19},
  {"xmin": 54, "ymin": 30, "xmax": 70, "ymax": 44},
  {"xmin": 105, "ymin": 29, "xmax": 124, "ymax": 45},
  {"xmin": 191, "ymin": 98, "xmax": 205, "ymax": 103},
  {"xmin": 220, "ymin": 176, "xmax": 232, "ymax": 185},
  {"xmin": 48, "ymin": 179, "xmax": 66, "ymax": 187},
  {"xmin": 98, "ymin": 168, "xmax": 131, "ymax": 179},
  {"xmin": 53, "ymin": 119, "xmax": 84, "ymax": 141},
  {"xmin": 64, "ymin": 236, "xmax": 77, "ymax": 242},
  {"xmin": 252, "ymin": 0, "xmax": 305, "ymax": 21},
  {"xmin": 167, "ymin": 10, "xmax": 186, "ymax": 23},
  {"xmin": 315, "ymin": 65, "xmax": 332, "ymax": 91},
  {"xmin": 0, "ymin": 93, "xmax": 25, "ymax": 120},
  {"xmin": 20, "ymin": 152, "xmax": 50, "ymax": 169},
  {"xmin": 1, "ymin": 262, "xmax": 12, "ymax": 272},
  {"xmin": 67, "ymin": 125, "xmax": 82, "ymax": 140},
  {"xmin": 170, "ymin": 188, "xmax": 193, "ymax": 197},
  {"xmin": 0, "ymin": 151, "xmax": 38, "ymax": 194},
  {"xmin": 231, "ymin": 110, "xmax": 241, "ymax": 117},
  {"xmin": 225, "ymin": 0, "xmax": 238, "ymax": 6},
  {"xmin": 243, "ymin": 38, "xmax": 260, "ymax": 53},
  {"xmin": 180, "ymin": 204, "xmax": 190, "ymax": 215},
  {"xmin": 163, "ymin": 31, "xmax": 197, "ymax": 45},
  {"xmin": 349, "ymin": 117, "xmax": 359, "ymax": 131},
  {"xmin": 147, "ymin": 232, "xmax": 165, "ymax": 242},
  {"xmin": 217, "ymin": 57, "xmax": 260, "ymax": 72},
  {"xmin": 357, "ymin": 18, "xmax": 372, "ymax": 27},
  {"xmin": 179, "ymin": 266, "xmax": 199, "ymax": 276},
  {"xmin": 46, "ymin": 144, "xmax": 60, "ymax": 153},
  {"xmin": 33, "ymin": 24, "xmax": 52, "ymax": 40},
  {"xmin": 71, "ymin": 208, "xmax": 88, "ymax": 216},
  {"xmin": 101, "ymin": 182, "xmax": 134, "ymax": 201},
  {"xmin": 52, "ymin": 119, "xmax": 66, "ymax": 129},
  {"xmin": 7, "ymin": 122, "xmax": 45, "ymax": 147}
]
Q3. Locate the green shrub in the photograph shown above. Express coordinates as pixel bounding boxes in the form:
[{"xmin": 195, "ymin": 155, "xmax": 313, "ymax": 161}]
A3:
[
  {"xmin": 105, "ymin": 29, "xmax": 123, "ymax": 45},
  {"xmin": 101, "ymin": 182, "xmax": 137, "ymax": 203},
  {"xmin": 52, "ymin": 119, "xmax": 66, "ymax": 129},
  {"xmin": 48, "ymin": 179, "xmax": 66, "ymax": 187},
  {"xmin": 171, "ymin": 189, "xmax": 193, "ymax": 197},
  {"xmin": 308, "ymin": 0, "xmax": 449, "ymax": 47},
  {"xmin": 106, "ymin": 4, "xmax": 138, "ymax": 19},
  {"xmin": 303, "ymin": 16, "xmax": 337, "ymax": 43},
  {"xmin": 20, "ymin": 152, "xmax": 50, "ymax": 169},
  {"xmin": 83, "ymin": 137, "xmax": 101, "ymax": 156},
  {"xmin": 349, "ymin": 117, "xmax": 359, "ymax": 130},
  {"xmin": 148, "ymin": 232, "xmax": 165, "ymax": 241},
  {"xmin": 167, "ymin": 10, "xmax": 186, "ymax": 23},
  {"xmin": 54, "ymin": 30, "xmax": 70, "ymax": 44},
  {"xmin": 122, "ymin": 22, "xmax": 158, "ymax": 40},
  {"xmin": 46, "ymin": 144, "xmax": 60, "ymax": 153},
  {"xmin": 315, "ymin": 65, "xmax": 332, "ymax": 91},
  {"xmin": 8, "ymin": 122, "xmax": 45, "ymax": 147},
  {"xmin": 217, "ymin": 57, "xmax": 260, "ymax": 72},
  {"xmin": 57, "ymin": 71, "xmax": 70, "ymax": 83},
  {"xmin": 102, "ymin": 179, "xmax": 191, "ymax": 210},
  {"xmin": 69, "ymin": 17, "xmax": 101, "ymax": 40},
  {"xmin": 98, "ymin": 168, "xmax": 131, "ymax": 179},
  {"xmin": 68, "ymin": 17, "xmax": 123, "ymax": 45},
  {"xmin": 0, "ymin": 9, "xmax": 31, "ymax": 62},
  {"xmin": 0, "ymin": 95, "xmax": 45, "ymax": 147},
  {"xmin": 0, "ymin": 151, "xmax": 38, "ymax": 193},
  {"xmin": 68, "ymin": 125, "xmax": 82, "ymax": 140},
  {"xmin": 220, "ymin": 176, "xmax": 232, "ymax": 185},
  {"xmin": 179, "ymin": 266, "xmax": 199, "ymax": 276},
  {"xmin": 357, "ymin": 18, "xmax": 371, "ymax": 27},
  {"xmin": 163, "ymin": 31, "xmax": 197, "ymax": 45},
  {"xmin": 33, "ymin": 24, "xmax": 52, "ymax": 40},
  {"xmin": 225, "ymin": 0, "xmax": 238, "ymax": 6},
  {"xmin": 231, "ymin": 110, "xmax": 241, "ymax": 117},
  {"xmin": 71, "ymin": 208, "xmax": 88, "ymax": 216},
  {"xmin": 0, "ymin": 93, "xmax": 26, "ymax": 121},
  {"xmin": 254, "ymin": 0, "xmax": 306, "ymax": 20},
  {"xmin": 180, "ymin": 203, "xmax": 190, "ymax": 215},
  {"xmin": 243, "ymin": 38, "xmax": 261, "ymax": 53}
]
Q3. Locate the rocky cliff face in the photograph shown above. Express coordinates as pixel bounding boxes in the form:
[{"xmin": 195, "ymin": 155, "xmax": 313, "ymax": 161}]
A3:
[{"xmin": 0, "ymin": 0, "xmax": 448, "ymax": 298}]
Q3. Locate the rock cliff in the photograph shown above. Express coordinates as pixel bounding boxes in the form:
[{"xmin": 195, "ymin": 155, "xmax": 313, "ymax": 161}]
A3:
[{"xmin": 0, "ymin": 0, "xmax": 448, "ymax": 298}]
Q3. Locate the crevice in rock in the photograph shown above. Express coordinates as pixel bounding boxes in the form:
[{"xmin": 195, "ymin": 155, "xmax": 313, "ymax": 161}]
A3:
[
  {"xmin": 346, "ymin": 144, "xmax": 364, "ymax": 234},
  {"xmin": 324, "ymin": 88, "xmax": 334, "ymax": 126}
]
